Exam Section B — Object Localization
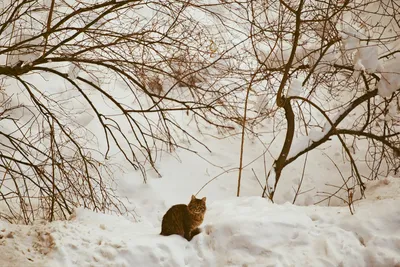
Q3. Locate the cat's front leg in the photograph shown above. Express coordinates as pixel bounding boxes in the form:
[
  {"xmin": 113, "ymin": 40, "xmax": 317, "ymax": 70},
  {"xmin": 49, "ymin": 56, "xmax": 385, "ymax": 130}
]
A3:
[
  {"xmin": 190, "ymin": 227, "xmax": 201, "ymax": 239},
  {"xmin": 184, "ymin": 231, "xmax": 192, "ymax": 241}
]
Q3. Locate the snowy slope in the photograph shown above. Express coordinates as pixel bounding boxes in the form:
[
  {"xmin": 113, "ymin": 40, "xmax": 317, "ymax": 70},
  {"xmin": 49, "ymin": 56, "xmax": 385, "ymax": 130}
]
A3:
[{"xmin": 1, "ymin": 177, "xmax": 400, "ymax": 267}]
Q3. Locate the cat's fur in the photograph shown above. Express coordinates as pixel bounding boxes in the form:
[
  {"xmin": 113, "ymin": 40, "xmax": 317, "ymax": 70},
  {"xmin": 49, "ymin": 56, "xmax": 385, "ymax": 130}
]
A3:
[{"xmin": 160, "ymin": 195, "xmax": 206, "ymax": 241}]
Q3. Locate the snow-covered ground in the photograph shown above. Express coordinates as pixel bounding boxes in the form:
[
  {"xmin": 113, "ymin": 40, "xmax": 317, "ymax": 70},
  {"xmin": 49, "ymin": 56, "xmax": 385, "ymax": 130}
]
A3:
[
  {"xmin": 1, "ymin": 121, "xmax": 400, "ymax": 267},
  {"xmin": 1, "ymin": 113, "xmax": 400, "ymax": 267},
  {"xmin": 1, "ymin": 177, "xmax": 400, "ymax": 267}
]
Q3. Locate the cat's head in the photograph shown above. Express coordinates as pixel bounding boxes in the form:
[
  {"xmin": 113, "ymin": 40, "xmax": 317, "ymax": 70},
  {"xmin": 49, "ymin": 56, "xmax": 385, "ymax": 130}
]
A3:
[{"xmin": 188, "ymin": 195, "xmax": 206, "ymax": 214}]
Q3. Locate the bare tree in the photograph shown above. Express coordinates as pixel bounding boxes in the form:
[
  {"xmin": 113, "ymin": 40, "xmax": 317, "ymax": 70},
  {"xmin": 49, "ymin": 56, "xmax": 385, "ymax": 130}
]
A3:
[
  {"xmin": 234, "ymin": 0, "xmax": 400, "ymax": 208},
  {"xmin": 0, "ymin": 0, "xmax": 249, "ymax": 223}
]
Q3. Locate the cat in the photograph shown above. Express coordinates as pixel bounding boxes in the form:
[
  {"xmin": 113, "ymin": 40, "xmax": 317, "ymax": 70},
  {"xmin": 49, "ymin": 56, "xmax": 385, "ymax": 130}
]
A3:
[{"xmin": 160, "ymin": 195, "xmax": 206, "ymax": 241}]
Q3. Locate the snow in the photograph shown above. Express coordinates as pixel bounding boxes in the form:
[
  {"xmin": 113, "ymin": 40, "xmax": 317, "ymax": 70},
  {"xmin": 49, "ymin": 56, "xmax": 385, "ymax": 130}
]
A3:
[
  {"xmin": 308, "ymin": 129, "xmax": 326, "ymax": 142},
  {"xmin": 377, "ymin": 56, "xmax": 400, "ymax": 97},
  {"xmin": 287, "ymin": 78, "xmax": 303, "ymax": 97},
  {"xmin": 287, "ymin": 135, "xmax": 312, "ymax": 159},
  {"xmin": 4, "ymin": 106, "xmax": 400, "ymax": 267},
  {"xmin": 353, "ymin": 44, "xmax": 382, "ymax": 73},
  {"xmin": 340, "ymin": 30, "xmax": 360, "ymax": 51},
  {"xmin": 3, "ymin": 125, "xmax": 399, "ymax": 266},
  {"xmin": 2, "ymin": 180, "xmax": 400, "ymax": 267},
  {"xmin": 322, "ymin": 107, "xmax": 347, "ymax": 133}
]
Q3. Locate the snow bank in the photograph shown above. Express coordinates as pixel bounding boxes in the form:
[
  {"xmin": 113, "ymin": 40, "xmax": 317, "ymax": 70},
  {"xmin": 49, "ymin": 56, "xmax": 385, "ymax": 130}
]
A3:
[{"xmin": 2, "ymin": 189, "xmax": 400, "ymax": 267}]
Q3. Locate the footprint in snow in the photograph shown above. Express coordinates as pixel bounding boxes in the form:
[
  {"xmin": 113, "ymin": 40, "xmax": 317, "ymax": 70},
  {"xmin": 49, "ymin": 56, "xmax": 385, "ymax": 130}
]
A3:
[{"xmin": 204, "ymin": 224, "xmax": 214, "ymax": 235}]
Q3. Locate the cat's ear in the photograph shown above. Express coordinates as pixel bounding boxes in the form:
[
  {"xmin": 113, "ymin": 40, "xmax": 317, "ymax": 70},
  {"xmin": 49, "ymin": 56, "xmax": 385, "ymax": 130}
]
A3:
[
  {"xmin": 191, "ymin": 195, "xmax": 196, "ymax": 200},
  {"xmin": 201, "ymin": 197, "xmax": 206, "ymax": 202}
]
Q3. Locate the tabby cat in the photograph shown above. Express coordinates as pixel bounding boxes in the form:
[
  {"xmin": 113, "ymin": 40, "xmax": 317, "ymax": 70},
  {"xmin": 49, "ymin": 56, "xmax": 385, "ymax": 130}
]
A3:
[{"xmin": 160, "ymin": 195, "xmax": 206, "ymax": 241}]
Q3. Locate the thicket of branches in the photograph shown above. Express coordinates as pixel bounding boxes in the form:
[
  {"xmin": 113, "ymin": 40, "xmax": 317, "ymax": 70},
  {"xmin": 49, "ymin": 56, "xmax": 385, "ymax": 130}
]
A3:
[
  {"xmin": 240, "ymin": 0, "xmax": 400, "ymax": 211},
  {"xmin": 0, "ymin": 0, "xmax": 399, "ymax": 223},
  {"xmin": 0, "ymin": 0, "xmax": 242, "ymax": 223}
]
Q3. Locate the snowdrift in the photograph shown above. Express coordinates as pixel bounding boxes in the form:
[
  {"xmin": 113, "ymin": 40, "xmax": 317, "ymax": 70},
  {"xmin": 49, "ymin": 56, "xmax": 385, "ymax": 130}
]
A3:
[{"xmin": 1, "ymin": 195, "xmax": 400, "ymax": 267}]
